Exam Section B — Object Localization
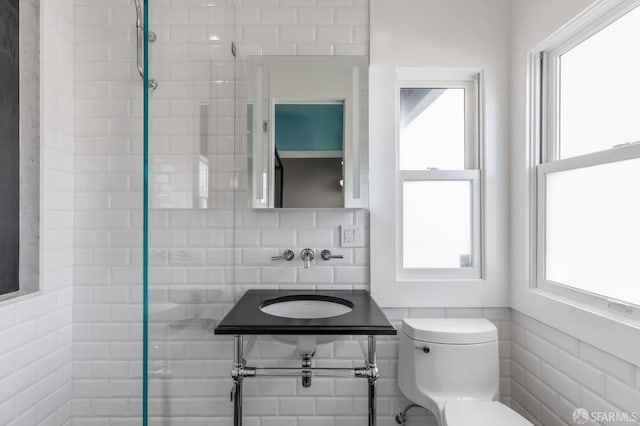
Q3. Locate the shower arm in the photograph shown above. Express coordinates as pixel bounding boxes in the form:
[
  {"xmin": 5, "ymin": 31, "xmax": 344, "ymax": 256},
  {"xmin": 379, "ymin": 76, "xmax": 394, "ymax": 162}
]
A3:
[{"xmin": 134, "ymin": 0, "xmax": 158, "ymax": 90}]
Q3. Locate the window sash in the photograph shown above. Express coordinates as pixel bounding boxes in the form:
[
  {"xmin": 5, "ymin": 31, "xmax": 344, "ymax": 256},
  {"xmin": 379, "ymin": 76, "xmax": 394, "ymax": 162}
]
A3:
[
  {"xmin": 397, "ymin": 80, "xmax": 478, "ymax": 170},
  {"xmin": 397, "ymin": 170, "xmax": 482, "ymax": 280},
  {"xmin": 542, "ymin": 0, "xmax": 640, "ymax": 163},
  {"xmin": 536, "ymin": 144, "xmax": 640, "ymax": 316}
]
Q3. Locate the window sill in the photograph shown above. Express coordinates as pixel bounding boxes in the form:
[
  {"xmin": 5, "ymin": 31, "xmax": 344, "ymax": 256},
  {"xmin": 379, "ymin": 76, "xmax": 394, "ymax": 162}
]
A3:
[
  {"xmin": 0, "ymin": 288, "xmax": 42, "ymax": 306},
  {"xmin": 530, "ymin": 287, "xmax": 640, "ymax": 329}
]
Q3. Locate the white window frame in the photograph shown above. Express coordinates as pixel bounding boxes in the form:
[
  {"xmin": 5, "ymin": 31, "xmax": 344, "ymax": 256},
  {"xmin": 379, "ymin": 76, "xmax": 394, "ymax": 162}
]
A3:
[
  {"xmin": 395, "ymin": 72, "xmax": 483, "ymax": 281},
  {"xmin": 532, "ymin": 0, "xmax": 640, "ymax": 319}
]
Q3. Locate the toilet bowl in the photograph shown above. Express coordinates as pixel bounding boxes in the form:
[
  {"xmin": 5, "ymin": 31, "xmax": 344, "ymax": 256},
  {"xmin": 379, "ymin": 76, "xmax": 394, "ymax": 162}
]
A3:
[
  {"xmin": 443, "ymin": 400, "xmax": 531, "ymax": 425},
  {"xmin": 398, "ymin": 318, "xmax": 532, "ymax": 426}
]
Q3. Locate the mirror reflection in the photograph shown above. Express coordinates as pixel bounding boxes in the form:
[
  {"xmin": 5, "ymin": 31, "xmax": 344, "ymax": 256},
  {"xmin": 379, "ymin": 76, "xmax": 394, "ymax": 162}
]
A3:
[
  {"xmin": 274, "ymin": 103, "xmax": 344, "ymax": 208},
  {"xmin": 248, "ymin": 56, "xmax": 369, "ymax": 209}
]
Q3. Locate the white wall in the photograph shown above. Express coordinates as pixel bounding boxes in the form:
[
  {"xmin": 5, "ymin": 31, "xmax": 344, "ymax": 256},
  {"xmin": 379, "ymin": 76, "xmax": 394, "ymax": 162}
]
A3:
[
  {"xmin": 0, "ymin": 0, "xmax": 75, "ymax": 424},
  {"xmin": 369, "ymin": 0, "xmax": 511, "ymax": 306}
]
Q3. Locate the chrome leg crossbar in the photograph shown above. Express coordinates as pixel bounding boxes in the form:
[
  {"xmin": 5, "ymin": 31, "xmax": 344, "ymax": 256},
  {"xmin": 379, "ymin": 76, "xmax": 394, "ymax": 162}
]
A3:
[{"xmin": 230, "ymin": 335, "xmax": 380, "ymax": 426}]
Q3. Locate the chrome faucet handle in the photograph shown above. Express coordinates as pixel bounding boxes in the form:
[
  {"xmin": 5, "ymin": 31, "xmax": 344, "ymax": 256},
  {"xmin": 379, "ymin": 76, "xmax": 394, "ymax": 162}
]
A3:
[
  {"xmin": 300, "ymin": 248, "xmax": 315, "ymax": 269},
  {"xmin": 320, "ymin": 250, "xmax": 343, "ymax": 261},
  {"xmin": 271, "ymin": 250, "xmax": 295, "ymax": 261}
]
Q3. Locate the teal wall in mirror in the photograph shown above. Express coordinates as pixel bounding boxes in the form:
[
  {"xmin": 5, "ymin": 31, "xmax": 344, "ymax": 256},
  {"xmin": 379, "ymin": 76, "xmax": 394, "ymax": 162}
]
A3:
[{"xmin": 275, "ymin": 104, "xmax": 344, "ymax": 152}]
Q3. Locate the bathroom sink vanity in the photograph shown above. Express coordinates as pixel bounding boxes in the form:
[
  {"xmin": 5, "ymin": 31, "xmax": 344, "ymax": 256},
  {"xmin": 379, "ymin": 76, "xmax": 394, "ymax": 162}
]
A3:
[{"xmin": 215, "ymin": 289, "xmax": 396, "ymax": 426}]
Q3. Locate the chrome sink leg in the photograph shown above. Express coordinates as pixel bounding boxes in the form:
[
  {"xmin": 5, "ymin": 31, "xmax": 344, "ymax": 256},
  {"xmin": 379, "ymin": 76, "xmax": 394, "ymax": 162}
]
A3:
[
  {"xmin": 367, "ymin": 335, "xmax": 379, "ymax": 426},
  {"xmin": 232, "ymin": 335, "xmax": 243, "ymax": 426}
]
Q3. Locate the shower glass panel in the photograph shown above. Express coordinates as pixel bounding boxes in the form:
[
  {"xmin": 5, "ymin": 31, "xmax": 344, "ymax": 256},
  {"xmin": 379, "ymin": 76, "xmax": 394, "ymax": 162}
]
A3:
[{"xmin": 144, "ymin": 2, "xmax": 237, "ymax": 423}]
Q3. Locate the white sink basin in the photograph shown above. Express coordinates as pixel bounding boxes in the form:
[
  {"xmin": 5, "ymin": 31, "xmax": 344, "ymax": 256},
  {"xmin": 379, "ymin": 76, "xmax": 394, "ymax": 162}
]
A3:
[{"xmin": 260, "ymin": 296, "xmax": 353, "ymax": 319}]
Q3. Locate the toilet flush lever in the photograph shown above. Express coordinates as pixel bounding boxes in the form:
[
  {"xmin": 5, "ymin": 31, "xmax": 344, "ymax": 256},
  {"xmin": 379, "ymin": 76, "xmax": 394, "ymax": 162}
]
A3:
[{"xmin": 415, "ymin": 346, "xmax": 430, "ymax": 354}]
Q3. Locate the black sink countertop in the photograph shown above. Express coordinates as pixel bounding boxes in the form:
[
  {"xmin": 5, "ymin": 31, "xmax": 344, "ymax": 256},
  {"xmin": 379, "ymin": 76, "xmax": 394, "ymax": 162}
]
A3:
[{"xmin": 214, "ymin": 289, "xmax": 397, "ymax": 336}]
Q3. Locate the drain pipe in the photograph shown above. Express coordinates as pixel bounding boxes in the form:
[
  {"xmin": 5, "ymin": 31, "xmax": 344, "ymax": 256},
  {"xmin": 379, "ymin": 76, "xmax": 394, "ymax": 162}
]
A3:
[
  {"xmin": 395, "ymin": 404, "xmax": 430, "ymax": 425},
  {"xmin": 301, "ymin": 352, "xmax": 313, "ymax": 387}
]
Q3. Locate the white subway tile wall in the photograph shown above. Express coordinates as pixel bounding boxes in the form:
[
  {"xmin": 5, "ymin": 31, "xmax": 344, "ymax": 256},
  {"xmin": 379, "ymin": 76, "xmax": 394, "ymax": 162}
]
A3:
[
  {"xmin": 73, "ymin": 0, "xmax": 379, "ymax": 424},
  {"xmin": 73, "ymin": 0, "xmax": 380, "ymax": 424},
  {"xmin": 0, "ymin": 1, "xmax": 75, "ymax": 425},
  {"xmin": 72, "ymin": 0, "xmax": 145, "ymax": 423},
  {"xmin": 0, "ymin": 0, "xmax": 617, "ymax": 425},
  {"xmin": 510, "ymin": 311, "xmax": 640, "ymax": 426}
]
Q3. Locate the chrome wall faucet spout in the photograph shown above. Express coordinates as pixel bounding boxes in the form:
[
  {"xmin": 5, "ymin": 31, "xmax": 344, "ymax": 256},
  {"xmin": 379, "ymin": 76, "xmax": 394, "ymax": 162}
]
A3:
[{"xmin": 300, "ymin": 249, "xmax": 315, "ymax": 269}]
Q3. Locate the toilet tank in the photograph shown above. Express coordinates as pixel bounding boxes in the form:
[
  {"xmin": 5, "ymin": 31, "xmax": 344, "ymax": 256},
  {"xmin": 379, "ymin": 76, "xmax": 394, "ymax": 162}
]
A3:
[{"xmin": 398, "ymin": 318, "xmax": 500, "ymax": 415}]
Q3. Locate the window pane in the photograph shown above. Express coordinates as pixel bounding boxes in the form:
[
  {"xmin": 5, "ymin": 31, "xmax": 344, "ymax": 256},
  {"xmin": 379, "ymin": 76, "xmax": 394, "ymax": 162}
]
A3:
[
  {"xmin": 403, "ymin": 181, "xmax": 472, "ymax": 268},
  {"xmin": 546, "ymin": 157, "xmax": 640, "ymax": 305},
  {"xmin": 559, "ymin": 6, "xmax": 640, "ymax": 159},
  {"xmin": 400, "ymin": 88, "xmax": 465, "ymax": 170}
]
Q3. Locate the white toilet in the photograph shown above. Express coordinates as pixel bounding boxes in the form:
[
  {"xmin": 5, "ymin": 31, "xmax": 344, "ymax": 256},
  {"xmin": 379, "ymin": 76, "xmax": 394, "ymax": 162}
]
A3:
[{"xmin": 398, "ymin": 318, "xmax": 532, "ymax": 426}]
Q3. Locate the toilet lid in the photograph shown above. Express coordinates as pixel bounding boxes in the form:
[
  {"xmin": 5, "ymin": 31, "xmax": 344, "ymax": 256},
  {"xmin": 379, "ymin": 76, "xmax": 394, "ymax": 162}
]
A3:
[{"xmin": 444, "ymin": 401, "xmax": 532, "ymax": 426}]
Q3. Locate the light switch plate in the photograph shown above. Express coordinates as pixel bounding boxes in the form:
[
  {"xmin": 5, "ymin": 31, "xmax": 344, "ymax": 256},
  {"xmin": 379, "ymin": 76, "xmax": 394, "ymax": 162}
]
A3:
[{"xmin": 340, "ymin": 225, "xmax": 365, "ymax": 247}]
